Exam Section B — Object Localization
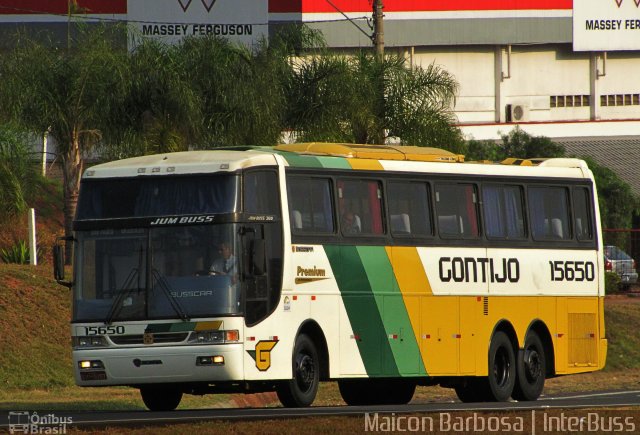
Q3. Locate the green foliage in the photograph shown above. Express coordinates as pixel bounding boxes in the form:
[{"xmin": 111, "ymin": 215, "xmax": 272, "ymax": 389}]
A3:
[
  {"xmin": 284, "ymin": 51, "xmax": 462, "ymax": 148},
  {"xmin": 604, "ymin": 271, "xmax": 621, "ymax": 294},
  {"xmin": 1, "ymin": 240, "xmax": 30, "ymax": 264},
  {"xmin": 0, "ymin": 123, "xmax": 41, "ymax": 217},
  {"xmin": 582, "ymin": 157, "xmax": 638, "ymax": 229},
  {"xmin": 465, "ymin": 127, "xmax": 565, "ymax": 161},
  {"xmin": 185, "ymin": 36, "xmax": 288, "ymax": 148},
  {"xmin": 499, "ymin": 127, "xmax": 566, "ymax": 158}
]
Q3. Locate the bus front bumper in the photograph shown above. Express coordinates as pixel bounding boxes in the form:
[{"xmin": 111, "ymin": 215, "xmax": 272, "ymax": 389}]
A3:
[{"xmin": 73, "ymin": 344, "xmax": 244, "ymax": 386}]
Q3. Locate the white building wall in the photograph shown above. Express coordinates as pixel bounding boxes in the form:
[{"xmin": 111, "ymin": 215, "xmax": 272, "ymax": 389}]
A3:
[{"xmin": 402, "ymin": 44, "xmax": 640, "ymax": 128}]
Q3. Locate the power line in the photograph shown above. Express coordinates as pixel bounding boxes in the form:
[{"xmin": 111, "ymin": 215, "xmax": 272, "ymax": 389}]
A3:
[{"xmin": 324, "ymin": 0, "xmax": 373, "ymax": 41}]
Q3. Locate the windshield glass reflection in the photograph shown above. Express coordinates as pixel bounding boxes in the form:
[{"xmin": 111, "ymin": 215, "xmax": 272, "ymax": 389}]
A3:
[{"xmin": 74, "ymin": 225, "xmax": 241, "ymax": 322}]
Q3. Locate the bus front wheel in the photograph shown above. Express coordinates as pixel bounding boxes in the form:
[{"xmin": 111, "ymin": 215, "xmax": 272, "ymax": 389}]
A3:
[
  {"xmin": 512, "ymin": 331, "xmax": 546, "ymax": 401},
  {"xmin": 277, "ymin": 334, "xmax": 319, "ymax": 407},
  {"xmin": 140, "ymin": 385, "xmax": 183, "ymax": 411}
]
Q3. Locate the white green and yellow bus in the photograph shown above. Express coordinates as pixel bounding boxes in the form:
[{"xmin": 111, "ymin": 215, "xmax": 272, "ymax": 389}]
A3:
[{"xmin": 54, "ymin": 143, "xmax": 606, "ymax": 411}]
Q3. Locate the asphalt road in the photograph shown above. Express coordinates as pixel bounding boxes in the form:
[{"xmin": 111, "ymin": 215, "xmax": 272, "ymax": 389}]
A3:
[{"xmin": 2, "ymin": 389, "xmax": 640, "ymax": 430}]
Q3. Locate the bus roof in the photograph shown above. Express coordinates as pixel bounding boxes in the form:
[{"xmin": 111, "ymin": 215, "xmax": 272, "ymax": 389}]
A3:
[{"xmin": 82, "ymin": 144, "xmax": 591, "ymax": 180}]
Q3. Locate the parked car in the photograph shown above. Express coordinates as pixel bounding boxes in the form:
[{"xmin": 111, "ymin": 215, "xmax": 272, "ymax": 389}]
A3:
[{"xmin": 604, "ymin": 245, "xmax": 638, "ymax": 290}]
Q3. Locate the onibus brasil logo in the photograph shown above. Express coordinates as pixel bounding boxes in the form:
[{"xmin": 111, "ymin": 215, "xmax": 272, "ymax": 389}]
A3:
[{"xmin": 8, "ymin": 411, "xmax": 73, "ymax": 434}]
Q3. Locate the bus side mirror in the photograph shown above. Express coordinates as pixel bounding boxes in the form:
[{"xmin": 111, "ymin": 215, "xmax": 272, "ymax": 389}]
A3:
[{"xmin": 53, "ymin": 241, "xmax": 72, "ymax": 288}]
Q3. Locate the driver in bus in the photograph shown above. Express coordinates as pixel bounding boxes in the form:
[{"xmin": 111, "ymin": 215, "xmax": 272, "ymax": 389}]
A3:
[{"xmin": 210, "ymin": 242, "xmax": 238, "ymax": 284}]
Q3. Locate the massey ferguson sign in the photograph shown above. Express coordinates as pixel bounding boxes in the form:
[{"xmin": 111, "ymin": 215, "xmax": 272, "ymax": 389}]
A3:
[
  {"xmin": 128, "ymin": 0, "xmax": 268, "ymax": 46},
  {"xmin": 573, "ymin": 0, "xmax": 640, "ymax": 51}
]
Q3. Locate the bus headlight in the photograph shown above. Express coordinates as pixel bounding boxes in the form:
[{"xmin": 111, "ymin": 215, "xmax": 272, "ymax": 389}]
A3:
[
  {"xmin": 73, "ymin": 336, "xmax": 108, "ymax": 348},
  {"xmin": 188, "ymin": 329, "xmax": 239, "ymax": 344}
]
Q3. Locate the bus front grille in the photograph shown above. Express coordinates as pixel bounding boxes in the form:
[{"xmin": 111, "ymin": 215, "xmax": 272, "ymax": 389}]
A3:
[{"xmin": 110, "ymin": 332, "xmax": 189, "ymax": 345}]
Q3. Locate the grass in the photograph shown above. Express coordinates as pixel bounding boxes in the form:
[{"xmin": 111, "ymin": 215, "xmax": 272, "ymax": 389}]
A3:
[{"xmin": 603, "ymin": 295, "xmax": 640, "ymax": 371}]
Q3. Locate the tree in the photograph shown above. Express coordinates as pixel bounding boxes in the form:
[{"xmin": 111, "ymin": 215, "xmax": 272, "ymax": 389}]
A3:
[
  {"xmin": 0, "ymin": 26, "xmax": 129, "ymax": 257},
  {"xmin": 0, "ymin": 123, "xmax": 40, "ymax": 218},
  {"xmin": 582, "ymin": 157, "xmax": 638, "ymax": 230},
  {"xmin": 284, "ymin": 50, "xmax": 463, "ymax": 148},
  {"xmin": 465, "ymin": 127, "xmax": 566, "ymax": 161},
  {"xmin": 179, "ymin": 35, "xmax": 288, "ymax": 148},
  {"xmin": 99, "ymin": 37, "xmax": 202, "ymax": 160}
]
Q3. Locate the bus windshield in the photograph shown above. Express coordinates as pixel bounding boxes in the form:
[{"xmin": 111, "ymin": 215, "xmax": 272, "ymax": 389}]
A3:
[
  {"xmin": 76, "ymin": 174, "xmax": 239, "ymax": 220},
  {"xmin": 73, "ymin": 225, "xmax": 241, "ymax": 322}
]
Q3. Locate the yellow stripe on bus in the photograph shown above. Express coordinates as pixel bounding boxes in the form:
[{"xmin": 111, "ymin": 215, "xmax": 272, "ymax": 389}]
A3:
[
  {"xmin": 385, "ymin": 246, "xmax": 433, "ymax": 372},
  {"xmin": 347, "ymin": 159, "xmax": 384, "ymax": 170}
]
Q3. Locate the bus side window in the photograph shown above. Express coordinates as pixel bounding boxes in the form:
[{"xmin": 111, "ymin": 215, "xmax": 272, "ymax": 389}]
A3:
[
  {"xmin": 529, "ymin": 186, "xmax": 571, "ymax": 240},
  {"xmin": 287, "ymin": 177, "xmax": 335, "ymax": 233},
  {"xmin": 387, "ymin": 181, "xmax": 433, "ymax": 237},
  {"xmin": 245, "ymin": 170, "xmax": 280, "ymax": 215},
  {"xmin": 435, "ymin": 183, "xmax": 479, "ymax": 239},
  {"xmin": 338, "ymin": 179, "xmax": 384, "ymax": 236},
  {"xmin": 573, "ymin": 187, "xmax": 593, "ymax": 241},
  {"xmin": 483, "ymin": 185, "xmax": 526, "ymax": 240}
]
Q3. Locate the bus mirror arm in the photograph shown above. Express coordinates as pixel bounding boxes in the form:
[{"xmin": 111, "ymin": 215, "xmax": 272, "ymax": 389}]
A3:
[{"xmin": 53, "ymin": 236, "xmax": 74, "ymax": 288}]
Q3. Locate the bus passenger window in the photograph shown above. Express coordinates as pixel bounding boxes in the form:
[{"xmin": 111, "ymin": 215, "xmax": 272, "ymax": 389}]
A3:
[
  {"xmin": 387, "ymin": 181, "xmax": 433, "ymax": 237},
  {"xmin": 287, "ymin": 177, "xmax": 334, "ymax": 233},
  {"xmin": 338, "ymin": 179, "xmax": 384, "ymax": 236},
  {"xmin": 529, "ymin": 186, "xmax": 570, "ymax": 240},
  {"xmin": 482, "ymin": 185, "xmax": 525, "ymax": 240},
  {"xmin": 435, "ymin": 183, "xmax": 479, "ymax": 239},
  {"xmin": 573, "ymin": 187, "xmax": 593, "ymax": 241}
]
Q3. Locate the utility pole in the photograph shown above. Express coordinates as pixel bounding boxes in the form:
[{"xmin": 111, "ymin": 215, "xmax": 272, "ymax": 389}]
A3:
[{"xmin": 373, "ymin": 0, "xmax": 384, "ymax": 58}]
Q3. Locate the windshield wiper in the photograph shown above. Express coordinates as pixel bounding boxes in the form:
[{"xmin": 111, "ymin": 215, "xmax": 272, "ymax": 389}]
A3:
[
  {"xmin": 105, "ymin": 246, "xmax": 145, "ymax": 325},
  {"xmin": 104, "ymin": 267, "xmax": 140, "ymax": 325},
  {"xmin": 151, "ymin": 269, "xmax": 190, "ymax": 322}
]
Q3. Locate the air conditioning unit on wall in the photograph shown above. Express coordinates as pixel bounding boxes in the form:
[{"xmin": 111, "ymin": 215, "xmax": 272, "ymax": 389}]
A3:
[{"xmin": 506, "ymin": 103, "xmax": 530, "ymax": 123}]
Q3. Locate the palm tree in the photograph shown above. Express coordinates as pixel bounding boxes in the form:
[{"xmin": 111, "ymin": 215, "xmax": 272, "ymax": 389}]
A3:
[
  {"xmin": 284, "ymin": 50, "xmax": 463, "ymax": 149},
  {"xmin": 0, "ymin": 26, "xmax": 129, "ymax": 258},
  {"xmin": 0, "ymin": 123, "xmax": 40, "ymax": 218}
]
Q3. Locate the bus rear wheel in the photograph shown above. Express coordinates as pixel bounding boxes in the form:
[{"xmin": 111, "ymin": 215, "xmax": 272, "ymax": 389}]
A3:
[
  {"xmin": 454, "ymin": 378, "xmax": 488, "ymax": 403},
  {"xmin": 512, "ymin": 331, "xmax": 546, "ymax": 401},
  {"xmin": 486, "ymin": 330, "xmax": 516, "ymax": 402},
  {"xmin": 277, "ymin": 334, "xmax": 319, "ymax": 407},
  {"xmin": 140, "ymin": 385, "xmax": 183, "ymax": 411}
]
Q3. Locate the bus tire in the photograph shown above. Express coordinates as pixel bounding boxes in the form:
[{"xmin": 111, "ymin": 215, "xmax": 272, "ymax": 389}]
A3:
[
  {"xmin": 454, "ymin": 378, "xmax": 487, "ymax": 403},
  {"xmin": 486, "ymin": 330, "xmax": 516, "ymax": 402},
  {"xmin": 338, "ymin": 379, "xmax": 368, "ymax": 405},
  {"xmin": 339, "ymin": 379, "xmax": 415, "ymax": 405},
  {"xmin": 140, "ymin": 385, "xmax": 183, "ymax": 411},
  {"xmin": 512, "ymin": 331, "xmax": 546, "ymax": 401},
  {"xmin": 385, "ymin": 380, "xmax": 416, "ymax": 404},
  {"xmin": 277, "ymin": 334, "xmax": 319, "ymax": 407}
]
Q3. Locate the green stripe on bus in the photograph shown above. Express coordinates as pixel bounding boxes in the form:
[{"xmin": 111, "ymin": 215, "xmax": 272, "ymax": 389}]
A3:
[
  {"xmin": 316, "ymin": 156, "xmax": 351, "ymax": 169},
  {"xmin": 272, "ymin": 151, "xmax": 323, "ymax": 168},
  {"xmin": 324, "ymin": 245, "xmax": 399, "ymax": 377},
  {"xmin": 356, "ymin": 246, "xmax": 426, "ymax": 376}
]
